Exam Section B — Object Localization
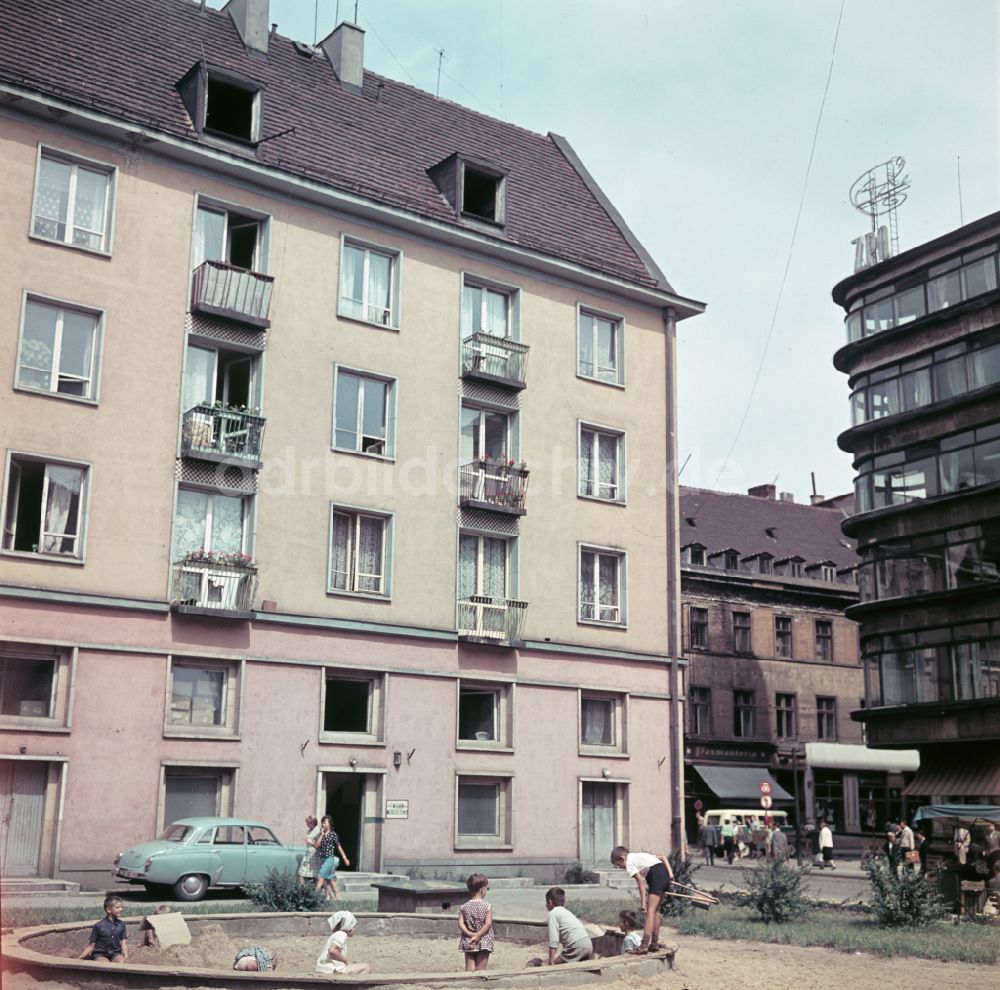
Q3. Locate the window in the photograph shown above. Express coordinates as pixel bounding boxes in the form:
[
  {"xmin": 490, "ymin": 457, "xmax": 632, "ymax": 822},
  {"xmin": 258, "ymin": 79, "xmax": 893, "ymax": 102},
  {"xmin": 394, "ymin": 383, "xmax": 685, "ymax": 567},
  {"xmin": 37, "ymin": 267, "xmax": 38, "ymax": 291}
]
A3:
[
  {"xmin": 328, "ymin": 507, "xmax": 391, "ymax": 597},
  {"xmin": 456, "ymin": 774, "xmax": 512, "ymax": 847},
  {"xmin": 817, "ymin": 696, "xmax": 837, "ymax": 740},
  {"xmin": 205, "ymin": 76, "xmax": 260, "ymax": 143},
  {"xmin": 171, "ymin": 489, "xmax": 248, "ymax": 563},
  {"xmin": 31, "ymin": 148, "xmax": 114, "ymax": 252},
  {"xmin": 3, "ymin": 454, "xmax": 88, "ymax": 559},
  {"xmin": 580, "ymin": 691, "xmax": 627, "ymax": 753},
  {"xmin": 578, "ymin": 308, "xmax": 623, "ymax": 385},
  {"xmin": 775, "ymin": 693, "xmax": 796, "ymax": 738},
  {"xmin": 775, "ymin": 616, "xmax": 793, "ymax": 659},
  {"xmin": 163, "ymin": 765, "xmax": 234, "ymax": 827},
  {"xmin": 689, "ymin": 686, "xmax": 711, "ymax": 735},
  {"xmin": 167, "ymin": 659, "xmax": 240, "ymax": 735},
  {"xmin": 689, "ymin": 606, "xmax": 709, "ymax": 650},
  {"xmin": 338, "ymin": 239, "xmax": 400, "ymax": 327},
  {"xmin": 458, "ymin": 533, "xmax": 516, "ymax": 638},
  {"xmin": 462, "ymin": 164, "xmax": 506, "ymax": 223},
  {"xmin": 687, "ymin": 545, "xmax": 706, "ymax": 566},
  {"xmin": 815, "ymin": 620, "xmax": 833, "ymax": 662},
  {"xmin": 461, "ymin": 405, "xmax": 514, "ymax": 463},
  {"xmin": 16, "ymin": 297, "xmax": 101, "ymax": 401},
  {"xmin": 724, "ymin": 550, "xmax": 739, "ymax": 570},
  {"xmin": 733, "ymin": 690, "xmax": 755, "ymax": 738},
  {"xmin": 458, "ymin": 681, "xmax": 512, "ymax": 748},
  {"xmin": 0, "ymin": 642, "xmax": 73, "ymax": 728},
  {"xmin": 193, "ymin": 202, "xmax": 266, "ymax": 272},
  {"xmin": 333, "ymin": 367, "xmax": 396, "ymax": 456},
  {"xmin": 733, "ymin": 611, "xmax": 752, "ymax": 653},
  {"xmin": 579, "ymin": 546, "xmax": 626, "ymax": 625},
  {"xmin": 182, "ymin": 343, "xmax": 260, "ymax": 415},
  {"xmin": 322, "ymin": 670, "xmax": 385, "ymax": 743},
  {"xmin": 462, "ymin": 279, "xmax": 515, "ymax": 337},
  {"xmin": 579, "ymin": 425, "xmax": 624, "ymax": 501}
]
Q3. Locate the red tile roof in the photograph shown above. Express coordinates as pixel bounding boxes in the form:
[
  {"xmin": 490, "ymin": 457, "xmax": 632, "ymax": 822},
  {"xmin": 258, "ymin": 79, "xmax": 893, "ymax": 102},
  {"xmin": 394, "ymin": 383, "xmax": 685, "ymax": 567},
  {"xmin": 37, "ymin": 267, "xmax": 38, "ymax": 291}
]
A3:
[{"xmin": 0, "ymin": 0, "xmax": 673, "ymax": 291}]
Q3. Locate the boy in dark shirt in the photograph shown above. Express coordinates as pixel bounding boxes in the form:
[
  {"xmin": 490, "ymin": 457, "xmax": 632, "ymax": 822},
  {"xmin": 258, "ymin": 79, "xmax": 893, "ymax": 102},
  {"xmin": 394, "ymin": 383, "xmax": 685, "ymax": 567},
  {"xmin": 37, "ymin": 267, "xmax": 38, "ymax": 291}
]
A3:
[{"xmin": 79, "ymin": 895, "xmax": 128, "ymax": 962}]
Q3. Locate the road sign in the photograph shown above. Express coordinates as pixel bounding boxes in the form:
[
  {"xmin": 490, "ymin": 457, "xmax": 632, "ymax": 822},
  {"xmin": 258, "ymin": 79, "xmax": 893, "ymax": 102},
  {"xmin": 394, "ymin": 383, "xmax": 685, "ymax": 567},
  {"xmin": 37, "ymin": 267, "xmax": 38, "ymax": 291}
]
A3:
[
  {"xmin": 764, "ymin": 815, "xmax": 774, "ymax": 827},
  {"xmin": 760, "ymin": 795, "xmax": 773, "ymax": 810},
  {"xmin": 759, "ymin": 781, "xmax": 772, "ymax": 796},
  {"xmin": 693, "ymin": 799, "xmax": 703, "ymax": 811}
]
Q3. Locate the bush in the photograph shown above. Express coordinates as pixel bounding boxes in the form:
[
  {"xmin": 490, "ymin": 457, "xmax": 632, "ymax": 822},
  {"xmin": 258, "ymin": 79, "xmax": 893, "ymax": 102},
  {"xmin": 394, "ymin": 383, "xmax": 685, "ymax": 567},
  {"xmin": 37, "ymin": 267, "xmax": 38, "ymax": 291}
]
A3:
[
  {"xmin": 739, "ymin": 858, "xmax": 810, "ymax": 924},
  {"xmin": 659, "ymin": 851, "xmax": 700, "ymax": 917},
  {"xmin": 242, "ymin": 868, "xmax": 324, "ymax": 912},
  {"xmin": 563, "ymin": 861, "xmax": 595, "ymax": 885},
  {"xmin": 862, "ymin": 854, "xmax": 949, "ymax": 928}
]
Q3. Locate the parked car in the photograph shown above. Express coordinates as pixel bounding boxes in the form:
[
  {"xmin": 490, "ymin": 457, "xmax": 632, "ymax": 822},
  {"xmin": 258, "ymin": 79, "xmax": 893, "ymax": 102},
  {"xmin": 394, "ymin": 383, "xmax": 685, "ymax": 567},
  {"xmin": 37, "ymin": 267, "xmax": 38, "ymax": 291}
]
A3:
[
  {"xmin": 703, "ymin": 808, "xmax": 798, "ymax": 858},
  {"xmin": 113, "ymin": 817, "xmax": 305, "ymax": 901}
]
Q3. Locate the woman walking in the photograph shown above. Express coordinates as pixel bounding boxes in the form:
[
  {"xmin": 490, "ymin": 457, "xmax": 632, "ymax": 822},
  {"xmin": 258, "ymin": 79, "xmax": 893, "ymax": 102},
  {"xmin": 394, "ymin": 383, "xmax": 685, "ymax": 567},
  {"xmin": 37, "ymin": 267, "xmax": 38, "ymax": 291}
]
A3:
[{"xmin": 315, "ymin": 815, "xmax": 350, "ymax": 901}]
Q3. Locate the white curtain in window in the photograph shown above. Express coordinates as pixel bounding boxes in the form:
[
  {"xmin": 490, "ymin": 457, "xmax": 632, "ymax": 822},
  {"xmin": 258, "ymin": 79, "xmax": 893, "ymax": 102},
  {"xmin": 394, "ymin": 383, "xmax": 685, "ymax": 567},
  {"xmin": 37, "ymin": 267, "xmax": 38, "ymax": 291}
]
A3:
[
  {"xmin": 329, "ymin": 512, "xmax": 351, "ymax": 590},
  {"xmin": 72, "ymin": 168, "xmax": 107, "ymax": 249},
  {"xmin": 58, "ymin": 310, "xmax": 95, "ymax": 395},
  {"xmin": 597, "ymin": 318, "xmax": 617, "ymax": 381},
  {"xmin": 19, "ymin": 301, "xmax": 58, "ymax": 390},
  {"xmin": 579, "ymin": 432, "xmax": 594, "ymax": 495},
  {"xmin": 580, "ymin": 551, "xmax": 596, "ymax": 618},
  {"xmin": 462, "ymin": 284, "xmax": 479, "ymax": 333},
  {"xmin": 598, "ymin": 554, "xmax": 619, "ymax": 620},
  {"xmin": 183, "ymin": 345, "xmax": 216, "ymax": 412},
  {"xmin": 357, "ymin": 516, "xmax": 384, "ymax": 592},
  {"xmin": 582, "ymin": 699, "xmax": 612, "ymax": 745},
  {"xmin": 42, "ymin": 465, "xmax": 82, "ymax": 553},
  {"xmin": 172, "ymin": 490, "xmax": 209, "ymax": 562},
  {"xmin": 34, "ymin": 157, "xmax": 70, "ymax": 240},
  {"xmin": 212, "ymin": 495, "xmax": 244, "ymax": 553},
  {"xmin": 900, "ymin": 369, "xmax": 932, "ymax": 411},
  {"xmin": 970, "ymin": 343, "xmax": 1000, "ymax": 389},
  {"xmin": 340, "ymin": 244, "xmax": 364, "ymax": 319},
  {"xmin": 483, "ymin": 537, "xmax": 506, "ymax": 598},
  {"xmin": 598, "ymin": 433, "xmax": 617, "ymax": 497},
  {"xmin": 578, "ymin": 317, "xmax": 594, "ymax": 377},
  {"xmin": 367, "ymin": 252, "xmax": 392, "ymax": 322},
  {"xmin": 458, "ymin": 534, "xmax": 478, "ymax": 599},
  {"xmin": 485, "ymin": 289, "xmax": 508, "ymax": 336}
]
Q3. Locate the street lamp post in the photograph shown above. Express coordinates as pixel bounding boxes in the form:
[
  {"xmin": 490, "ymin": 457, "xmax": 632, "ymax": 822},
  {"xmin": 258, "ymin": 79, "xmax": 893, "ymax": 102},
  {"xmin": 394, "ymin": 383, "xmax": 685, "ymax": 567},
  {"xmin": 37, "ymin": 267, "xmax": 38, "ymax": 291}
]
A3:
[{"xmin": 792, "ymin": 748, "xmax": 803, "ymax": 866}]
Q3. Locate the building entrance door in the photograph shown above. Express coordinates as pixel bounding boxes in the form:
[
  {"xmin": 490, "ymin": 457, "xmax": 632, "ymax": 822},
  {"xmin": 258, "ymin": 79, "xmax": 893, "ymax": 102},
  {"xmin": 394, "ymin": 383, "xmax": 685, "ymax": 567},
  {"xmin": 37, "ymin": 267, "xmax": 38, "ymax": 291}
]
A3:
[
  {"xmin": 0, "ymin": 761, "xmax": 47, "ymax": 876},
  {"xmin": 323, "ymin": 772, "xmax": 383, "ymax": 873},
  {"xmin": 580, "ymin": 781, "xmax": 617, "ymax": 866}
]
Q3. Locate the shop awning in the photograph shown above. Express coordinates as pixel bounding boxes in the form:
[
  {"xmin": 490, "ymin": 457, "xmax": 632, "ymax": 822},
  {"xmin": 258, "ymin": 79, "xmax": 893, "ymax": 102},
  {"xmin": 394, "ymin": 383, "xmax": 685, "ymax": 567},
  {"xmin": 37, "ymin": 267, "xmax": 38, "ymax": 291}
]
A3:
[
  {"xmin": 805, "ymin": 742, "xmax": 920, "ymax": 773},
  {"xmin": 692, "ymin": 765, "xmax": 793, "ymax": 803},
  {"xmin": 912, "ymin": 804, "xmax": 1000, "ymax": 823},
  {"xmin": 903, "ymin": 753, "xmax": 1000, "ymax": 798}
]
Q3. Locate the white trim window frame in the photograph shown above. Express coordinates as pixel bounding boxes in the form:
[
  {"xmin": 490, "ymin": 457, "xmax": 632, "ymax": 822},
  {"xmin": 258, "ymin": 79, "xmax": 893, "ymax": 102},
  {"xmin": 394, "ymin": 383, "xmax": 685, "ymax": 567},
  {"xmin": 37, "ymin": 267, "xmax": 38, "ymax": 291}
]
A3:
[
  {"xmin": 320, "ymin": 668, "xmax": 387, "ymax": 744},
  {"xmin": 338, "ymin": 236, "xmax": 402, "ymax": 329},
  {"xmin": 455, "ymin": 772, "xmax": 513, "ymax": 849},
  {"xmin": 2, "ymin": 451, "xmax": 90, "ymax": 561},
  {"xmin": 0, "ymin": 640, "xmax": 75, "ymax": 731},
  {"xmin": 191, "ymin": 195, "xmax": 271, "ymax": 272},
  {"xmin": 332, "ymin": 365, "xmax": 397, "ymax": 458},
  {"xmin": 579, "ymin": 689, "xmax": 628, "ymax": 756},
  {"xmin": 578, "ymin": 421, "xmax": 625, "ymax": 502},
  {"xmin": 577, "ymin": 305, "xmax": 624, "ymax": 386},
  {"xmin": 31, "ymin": 146, "xmax": 116, "ymax": 254},
  {"xmin": 170, "ymin": 487, "xmax": 250, "ymax": 563},
  {"xmin": 16, "ymin": 293, "xmax": 103, "ymax": 403},
  {"xmin": 461, "ymin": 274, "xmax": 519, "ymax": 339},
  {"xmin": 456, "ymin": 679, "xmax": 513, "ymax": 750},
  {"xmin": 578, "ymin": 543, "xmax": 627, "ymax": 626},
  {"xmin": 328, "ymin": 505, "xmax": 393, "ymax": 598},
  {"xmin": 165, "ymin": 657, "xmax": 243, "ymax": 738}
]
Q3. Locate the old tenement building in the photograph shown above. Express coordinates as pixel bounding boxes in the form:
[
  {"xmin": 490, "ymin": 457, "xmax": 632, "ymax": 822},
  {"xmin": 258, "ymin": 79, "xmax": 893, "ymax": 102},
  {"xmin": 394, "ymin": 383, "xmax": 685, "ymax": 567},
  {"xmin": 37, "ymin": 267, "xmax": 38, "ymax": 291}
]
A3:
[{"xmin": 0, "ymin": 0, "xmax": 703, "ymax": 885}]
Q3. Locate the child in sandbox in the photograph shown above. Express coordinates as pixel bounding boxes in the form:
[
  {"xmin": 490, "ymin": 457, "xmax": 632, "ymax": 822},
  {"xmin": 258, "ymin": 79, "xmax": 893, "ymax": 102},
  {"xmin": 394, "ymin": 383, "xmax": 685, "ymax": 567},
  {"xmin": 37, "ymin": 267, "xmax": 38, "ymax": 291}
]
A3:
[
  {"xmin": 233, "ymin": 947, "xmax": 279, "ymax": 971},
  {"xmin": 457, "ymin": 872, "xmax": 494, "ymax": 970},
  {"xmin": 316, "ymin": 910, "xmax": 371, "ymax": 976},
  {"xmin": 617, "ymin": 909, "xmax": 643, "ymax": 952},
  {"xmin": 610, "ymin": 844, "xmax": 674, "ymax": 954},
  {"xmin": 79, "ymin": 895, "xmax": 128, "ymax": 963}
]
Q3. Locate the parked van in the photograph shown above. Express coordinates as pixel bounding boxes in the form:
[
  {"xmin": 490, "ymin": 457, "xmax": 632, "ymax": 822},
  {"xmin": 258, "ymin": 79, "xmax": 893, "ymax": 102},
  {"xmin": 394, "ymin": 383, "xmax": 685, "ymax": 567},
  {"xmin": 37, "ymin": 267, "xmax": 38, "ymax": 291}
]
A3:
[{"xmin": 702, "ymin": 808, "xmax": 796, "ymax": 858}]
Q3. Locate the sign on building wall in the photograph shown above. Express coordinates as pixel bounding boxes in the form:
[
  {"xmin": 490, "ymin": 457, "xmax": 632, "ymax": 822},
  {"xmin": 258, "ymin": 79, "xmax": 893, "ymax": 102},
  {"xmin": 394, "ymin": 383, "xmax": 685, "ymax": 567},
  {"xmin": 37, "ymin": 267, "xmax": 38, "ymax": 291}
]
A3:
[{"xmin": 385, "ymin": 800, "xmax": 409, "ymax": 819}]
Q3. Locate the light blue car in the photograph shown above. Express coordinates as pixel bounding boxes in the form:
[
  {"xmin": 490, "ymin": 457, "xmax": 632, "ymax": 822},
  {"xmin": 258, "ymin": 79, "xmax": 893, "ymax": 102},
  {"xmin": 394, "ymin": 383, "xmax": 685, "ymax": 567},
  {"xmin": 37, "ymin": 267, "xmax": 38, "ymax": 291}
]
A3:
[{"xmin": 113, "ymin": 817, "xmax": 305, "ymax": 901}]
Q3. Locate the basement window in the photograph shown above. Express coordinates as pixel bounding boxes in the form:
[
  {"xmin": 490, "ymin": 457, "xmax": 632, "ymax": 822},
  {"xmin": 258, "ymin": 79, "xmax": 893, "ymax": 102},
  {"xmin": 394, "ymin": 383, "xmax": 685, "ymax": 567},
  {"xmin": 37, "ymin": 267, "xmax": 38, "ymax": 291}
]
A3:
[
  {"xmin": 462, "ymin": 164, "xmax": 505, "ymax": 224},
  {"xmin": 206, "ymin": 77, "xmax": 260, "ymax": 143}
]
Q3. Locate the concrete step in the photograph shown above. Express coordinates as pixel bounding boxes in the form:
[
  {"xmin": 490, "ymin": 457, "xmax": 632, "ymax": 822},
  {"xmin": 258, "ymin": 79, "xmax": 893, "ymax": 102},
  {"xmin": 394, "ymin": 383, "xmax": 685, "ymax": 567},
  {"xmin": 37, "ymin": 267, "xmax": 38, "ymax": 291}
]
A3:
[
  {"xmin": 0, "ymin": 877, "xmax": 81, "ymax": 896},
  {"xmin": 337, "ymin": 872, "xmax": 398, "ymax": 892}
]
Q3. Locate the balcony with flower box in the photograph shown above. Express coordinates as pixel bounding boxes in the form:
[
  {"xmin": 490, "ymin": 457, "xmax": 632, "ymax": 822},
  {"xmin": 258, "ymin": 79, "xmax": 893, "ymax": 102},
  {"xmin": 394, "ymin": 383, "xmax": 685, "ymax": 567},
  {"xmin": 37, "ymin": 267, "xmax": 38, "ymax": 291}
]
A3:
[
  {"xmin": 181, "ymin": 403, "xmax": 266, "ymax": 469},
  {"xmin": 458, "ymin": 595, "xmax": 528, "ymax": 648},
  {"xmin": 459, "ymin": 459, "xmax": 529, "ymax": 515},
  {"xmin": 170, "ymin": 551, "xmax": 257, "ymax": 619},
  {"xmin": 461, "ymin": 333, "xmax": 529, "ymax": 389},
  {"xmin": 191, "ymin": 260, "xmax": 274, "ymax": 329}
]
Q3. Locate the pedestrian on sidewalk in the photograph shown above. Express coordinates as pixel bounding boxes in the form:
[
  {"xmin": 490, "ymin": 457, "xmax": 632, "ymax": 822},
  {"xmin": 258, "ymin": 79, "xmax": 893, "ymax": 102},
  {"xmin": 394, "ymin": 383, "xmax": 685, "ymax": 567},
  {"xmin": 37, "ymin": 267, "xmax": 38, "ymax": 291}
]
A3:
[
  {"xmin": 818, "ymin": 819, "xmax": 835, "ymax": 869},
  {"xmin": 698, "ymin": 817, "xmax": 718, "ymax": 867}
]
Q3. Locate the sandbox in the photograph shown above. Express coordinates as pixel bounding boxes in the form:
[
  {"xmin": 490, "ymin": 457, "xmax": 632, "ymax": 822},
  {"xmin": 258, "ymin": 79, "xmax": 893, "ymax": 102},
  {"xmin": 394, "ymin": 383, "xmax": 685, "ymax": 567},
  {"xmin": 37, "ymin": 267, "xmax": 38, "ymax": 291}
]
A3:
[{"xmin": 1, "ymin": 911, "xmax": 676, "ymax": 989}]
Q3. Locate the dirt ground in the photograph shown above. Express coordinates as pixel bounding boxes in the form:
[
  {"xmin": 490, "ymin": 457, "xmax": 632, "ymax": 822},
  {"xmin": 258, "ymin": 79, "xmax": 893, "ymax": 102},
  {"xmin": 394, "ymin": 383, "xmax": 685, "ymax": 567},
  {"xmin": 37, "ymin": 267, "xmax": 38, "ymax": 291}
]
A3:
[{"xmin": 3, "ymin": 925, "xmax": 996, "ymax": 989}]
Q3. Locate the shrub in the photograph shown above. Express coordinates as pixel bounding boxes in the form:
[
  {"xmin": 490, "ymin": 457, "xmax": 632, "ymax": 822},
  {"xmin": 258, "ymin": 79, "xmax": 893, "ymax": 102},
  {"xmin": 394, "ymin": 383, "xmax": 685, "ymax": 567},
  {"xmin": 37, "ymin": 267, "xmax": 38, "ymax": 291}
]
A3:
[
  {"xmin": 659, "ymin": 851, "xmax": 700, "ymax": 917},
  {"xmin": 242, "ymin": 868, "xmax": 324, "ymax": 912},
  {"xmin": 563, "ymin": 861, "xmax": 596, "ymax": 885},
  {"xmin": 739, "ymin": 858, "xmax": 810, "ymax": 924},
  {"xmin": 862, "ymin": 854, "xmax": 949, "ymax": 928}
]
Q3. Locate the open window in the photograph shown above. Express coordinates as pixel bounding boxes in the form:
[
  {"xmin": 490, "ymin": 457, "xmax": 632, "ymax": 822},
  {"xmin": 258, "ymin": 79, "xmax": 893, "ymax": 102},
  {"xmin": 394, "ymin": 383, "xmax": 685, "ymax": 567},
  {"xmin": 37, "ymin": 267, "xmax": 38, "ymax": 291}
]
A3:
[
  {"xmin": 0, "ymin": 641, "xmax": 73, "ymax": 729},
  {"xmin": 457, "ymin": 680, "xmax": 513, "ymax": 749},
  {"xmin": 428, "ymin": 154, "xmax": 507, "ymax": 226},
  {"xmin": 333, "ymin": 366, "xmax": 396, "ymax": 457},
  {"xmin": 3, "ymin": 454, "xmax": 88, "ymax": 559},
  {"xmin": 321, "ymin": 669, "xmax": 386, "ymax": 744},
  {"xmin": 178, "ymin": 64, "xmax": 261, "ymax": 145},
  {"xmin": 16, "ymin": 296, "xmax": 102, "ymax": 402},
  {"xmin": 194, "ymin": 202, "xmax": 267, "ymax": 272}
]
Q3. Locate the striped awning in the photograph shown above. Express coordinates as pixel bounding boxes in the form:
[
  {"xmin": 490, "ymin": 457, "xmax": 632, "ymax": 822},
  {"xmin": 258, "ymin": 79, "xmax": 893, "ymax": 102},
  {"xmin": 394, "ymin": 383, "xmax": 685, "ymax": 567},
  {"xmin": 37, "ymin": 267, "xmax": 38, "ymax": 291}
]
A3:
[{"xmin": 902, "ymin": 752, "xmax": 1000, "ymax": 799}]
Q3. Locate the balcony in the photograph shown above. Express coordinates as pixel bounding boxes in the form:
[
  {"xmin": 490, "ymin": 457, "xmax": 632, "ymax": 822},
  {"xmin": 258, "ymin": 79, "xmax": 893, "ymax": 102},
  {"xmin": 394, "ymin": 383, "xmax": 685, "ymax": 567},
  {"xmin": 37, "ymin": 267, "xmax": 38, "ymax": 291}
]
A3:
[
  {"xmin": 458, "ymin": 595, "xmax": 528, "ymax": 647},
  {"xmin": 458, "ymin": 460, "xmax": 529, "ymax": 514},
  {"xmin": 181, "ymin": 404, "xmax": 266, "ymax": 468},
  {"xmin": 191, "ymin": 260, "xmax": 274, "ymax": 329},
  {"xmin": 461, "ymin": 333, "xmax": 529, "ymax": 389},
  {"xmin": 170, "ymin": 554, "xmax": 257, "ymax": 619}
]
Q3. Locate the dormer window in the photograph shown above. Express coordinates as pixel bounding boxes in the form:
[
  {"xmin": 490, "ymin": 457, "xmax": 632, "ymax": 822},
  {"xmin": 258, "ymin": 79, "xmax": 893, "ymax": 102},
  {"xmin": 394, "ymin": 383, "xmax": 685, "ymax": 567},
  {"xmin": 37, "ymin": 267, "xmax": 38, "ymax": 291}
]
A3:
[
  {"xmin": 428, "ymin": 154, "xmax": 507, "ymax": 227},
  {"xmin": 177, "ymin": 63, "xmax": 262, "ymax": 146}
]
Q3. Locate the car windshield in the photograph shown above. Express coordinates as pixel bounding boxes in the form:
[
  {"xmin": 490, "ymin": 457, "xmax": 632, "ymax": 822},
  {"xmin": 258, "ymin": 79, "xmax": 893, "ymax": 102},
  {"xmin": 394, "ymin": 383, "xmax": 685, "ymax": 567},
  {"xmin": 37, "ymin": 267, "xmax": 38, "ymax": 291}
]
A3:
[{"xmin": 158, "ymin": 824, "xmax": 197, "ymax": 842}]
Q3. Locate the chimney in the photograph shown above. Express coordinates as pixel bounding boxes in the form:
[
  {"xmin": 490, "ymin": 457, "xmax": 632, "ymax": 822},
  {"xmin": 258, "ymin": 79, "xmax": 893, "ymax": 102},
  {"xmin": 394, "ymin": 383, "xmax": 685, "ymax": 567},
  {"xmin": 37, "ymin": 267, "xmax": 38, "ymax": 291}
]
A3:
[
  {"xmin": 747, "ymin": 484, "xmax": 776, "ymax": 500},
  {"xmin": 225, "ymin": 0, "xmax": 270, "ymax": 54},
  {"xmin": 321, "ymin": 22, "xmax": 365, "ymax": 93},
  {"xmin": 779, "ymin": 492, "xmax": 795, "ymax": 503},
  {"xmin": 810, "ymin": 494, "xmax": 826, "ymax": 506}
]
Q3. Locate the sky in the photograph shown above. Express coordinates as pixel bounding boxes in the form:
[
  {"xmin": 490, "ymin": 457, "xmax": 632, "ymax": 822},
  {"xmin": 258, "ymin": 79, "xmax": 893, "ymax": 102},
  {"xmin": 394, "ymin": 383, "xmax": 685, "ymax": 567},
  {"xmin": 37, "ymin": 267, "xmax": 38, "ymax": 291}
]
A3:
[{"xmin": 212, "ymin": 0, "xmax": 999, "ymax": 501}]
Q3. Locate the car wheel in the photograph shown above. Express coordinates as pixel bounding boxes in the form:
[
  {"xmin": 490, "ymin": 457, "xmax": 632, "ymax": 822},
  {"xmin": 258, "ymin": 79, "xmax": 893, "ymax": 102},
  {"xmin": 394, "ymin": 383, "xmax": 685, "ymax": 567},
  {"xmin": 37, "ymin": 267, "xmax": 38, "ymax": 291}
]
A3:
[{"xmin": 173, "ymin": 874, "xmax": 209, "ymax": 901}]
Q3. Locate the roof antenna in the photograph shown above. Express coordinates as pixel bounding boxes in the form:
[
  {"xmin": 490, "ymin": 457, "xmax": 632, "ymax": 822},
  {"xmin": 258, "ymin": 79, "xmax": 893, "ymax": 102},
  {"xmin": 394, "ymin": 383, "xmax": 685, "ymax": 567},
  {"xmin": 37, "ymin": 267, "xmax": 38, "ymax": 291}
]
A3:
[
  {"xmin": 435, "ymin": 48, "xmax": 447, "ymax": 98},
  {"xmin": 314, "ymin": 0, "xmax": 319, "ymax": 43},
  {"xmin": 957, "ymin": 156, "xmax": 964, "ymax": 225}
]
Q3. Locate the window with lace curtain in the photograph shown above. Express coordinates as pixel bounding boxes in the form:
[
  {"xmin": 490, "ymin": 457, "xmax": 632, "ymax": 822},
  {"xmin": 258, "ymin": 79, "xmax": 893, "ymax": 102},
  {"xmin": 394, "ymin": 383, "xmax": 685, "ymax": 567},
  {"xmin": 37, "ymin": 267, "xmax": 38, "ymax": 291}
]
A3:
[
  {"xmin": 328, "ymin": 506, "xmax": 392, "ymax": 597},
  {"xmin": 578, "ymin": 423, "xmax": 624, "ymax": 502},
  {"xmin": 578, "ymin": 545, "xmax": 626, "ymax": 625},
  {"xmin": 580, "ymin": 691, "xmax": 627, "ymax": 754},
  {"xmin": 338, "ymin": 237, "xmax": 401, "ymax": 328},
  {"xmin": 31, "ymin": 148, "xmax": 115, "ymax": 253},
  {"xmin": 16, "ymin": 296, "xmax": 102, "ymax": 402},
  {"xmin": 577, "ymin": 307, "xmax": 624, "ymax": 385},
  {"xmin": 2, "ymin": 454, "xmax": 89, "ymax": 559}
]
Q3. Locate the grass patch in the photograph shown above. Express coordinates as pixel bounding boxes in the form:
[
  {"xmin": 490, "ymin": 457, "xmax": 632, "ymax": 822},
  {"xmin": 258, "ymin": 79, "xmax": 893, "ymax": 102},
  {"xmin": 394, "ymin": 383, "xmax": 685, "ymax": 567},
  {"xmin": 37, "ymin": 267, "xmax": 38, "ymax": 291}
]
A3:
[
  {"xmin": 673, "ymin": 903, "xmax": 1000, "ymax": 964},
  {"xmin": 1, "ymin": 895, "xmax": 376, "ymax": 931}
]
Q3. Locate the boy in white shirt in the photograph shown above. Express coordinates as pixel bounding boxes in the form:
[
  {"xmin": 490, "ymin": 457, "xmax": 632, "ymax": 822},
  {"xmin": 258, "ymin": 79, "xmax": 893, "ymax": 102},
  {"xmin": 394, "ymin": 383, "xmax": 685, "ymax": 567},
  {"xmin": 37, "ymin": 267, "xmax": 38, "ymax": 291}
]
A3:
[{"xmin": 610, "ymin": 845, "xmax": 674, "ymax": 954}]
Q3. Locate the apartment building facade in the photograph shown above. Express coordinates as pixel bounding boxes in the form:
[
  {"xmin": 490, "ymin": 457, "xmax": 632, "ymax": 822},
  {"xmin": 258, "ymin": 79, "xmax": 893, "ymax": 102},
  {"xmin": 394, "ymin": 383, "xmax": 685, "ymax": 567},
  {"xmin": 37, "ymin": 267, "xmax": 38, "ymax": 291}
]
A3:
[
  {"xmin": 832, "ymin": 211, "xmax": 1000, "ymax": 805},
  {"xmin": 680, "ymin": 485, "xmax": 919, "ymax": 841},
  {"xmin": 0, "ymin": 0, "xmax": 703, "ymax": 885}
]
